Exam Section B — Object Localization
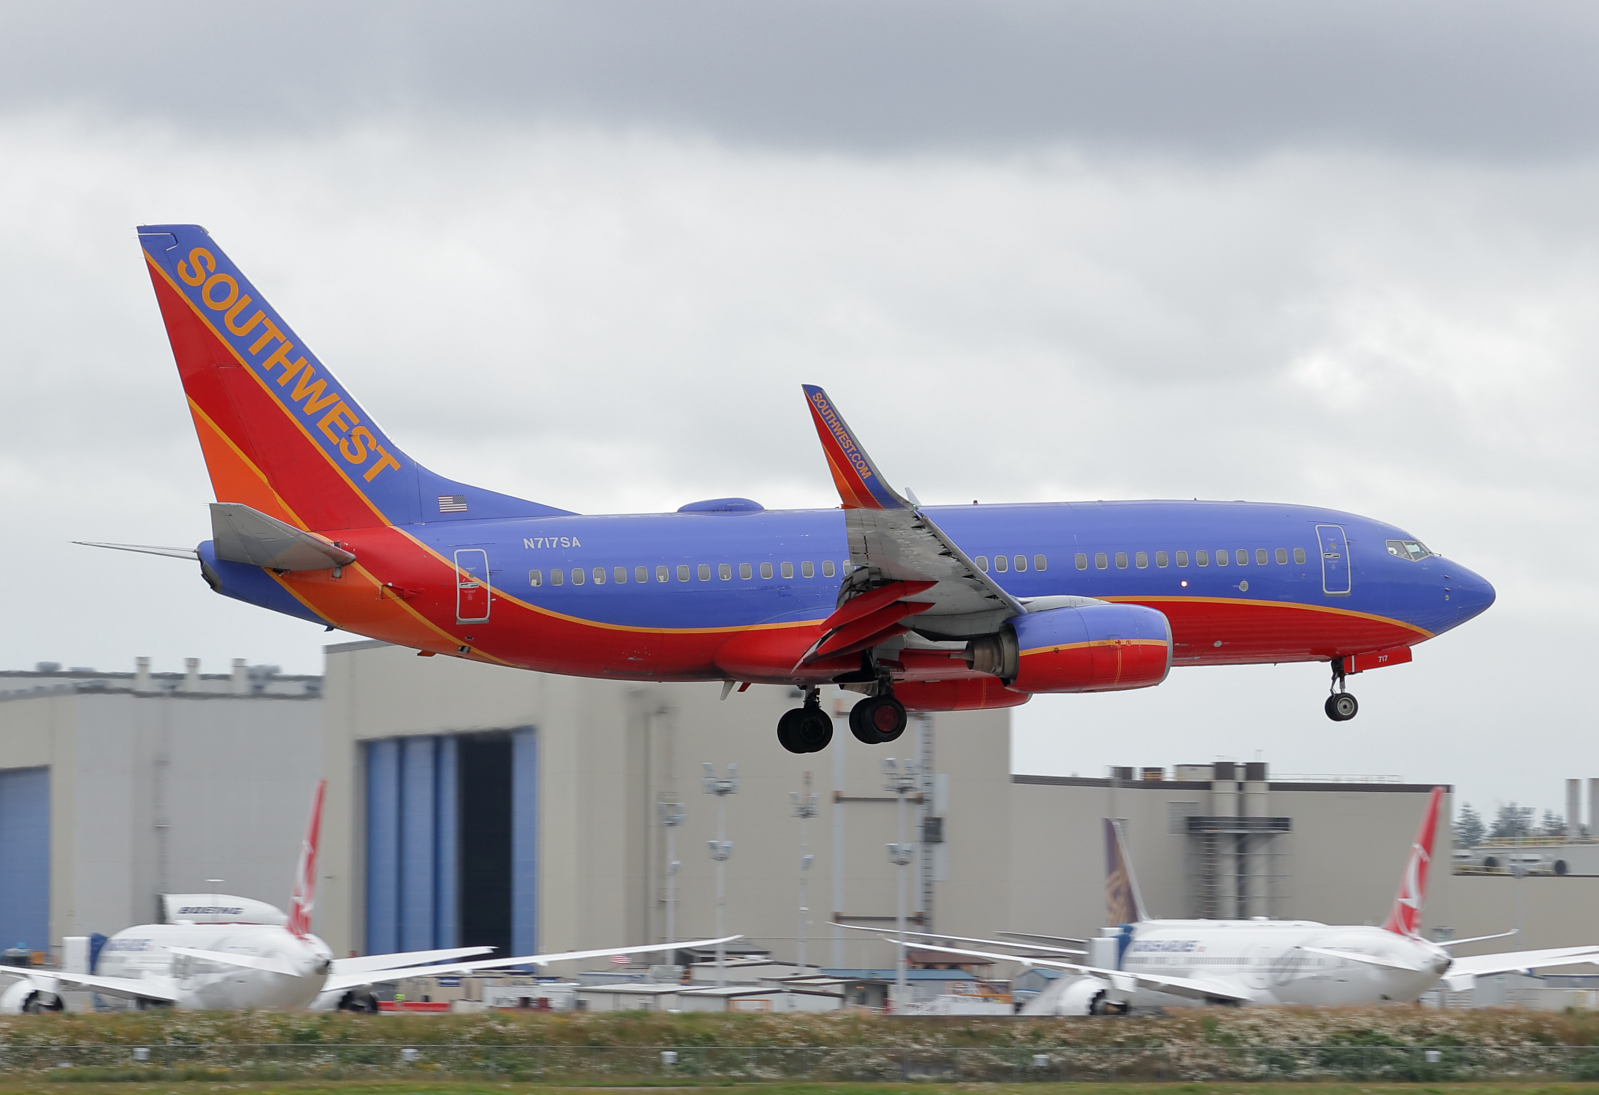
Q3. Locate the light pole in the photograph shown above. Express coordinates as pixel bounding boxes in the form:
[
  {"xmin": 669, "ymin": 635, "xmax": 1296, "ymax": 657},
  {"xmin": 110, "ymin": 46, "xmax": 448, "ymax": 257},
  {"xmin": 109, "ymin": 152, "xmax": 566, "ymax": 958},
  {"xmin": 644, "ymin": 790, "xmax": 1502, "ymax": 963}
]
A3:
[
  {"xmin": 703, "ymin": 762, "xmax": 739, "ymax": 987},
  {"xmin": 791, "ymin": 773, "xmax": 819, "ymax": 971},
  {"xmin": 658, "ymin": 800, "xmax": 685, "ymax": 947},
  {"xmin": 884, "ymin": 757, "xmax": 919, "ymax": 1012}
]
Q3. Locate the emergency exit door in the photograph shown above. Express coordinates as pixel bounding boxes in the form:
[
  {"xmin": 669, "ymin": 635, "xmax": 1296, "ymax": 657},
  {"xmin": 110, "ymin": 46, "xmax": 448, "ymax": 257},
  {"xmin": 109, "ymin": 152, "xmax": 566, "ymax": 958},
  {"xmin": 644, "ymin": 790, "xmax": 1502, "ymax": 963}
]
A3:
[
  {"xmin": 454, "ymin": 549, "xmax": 491, "ymax": 622},
  {"xmin": 1314, "ymin": 525, "xmax": 1352, "ymax": 596}
]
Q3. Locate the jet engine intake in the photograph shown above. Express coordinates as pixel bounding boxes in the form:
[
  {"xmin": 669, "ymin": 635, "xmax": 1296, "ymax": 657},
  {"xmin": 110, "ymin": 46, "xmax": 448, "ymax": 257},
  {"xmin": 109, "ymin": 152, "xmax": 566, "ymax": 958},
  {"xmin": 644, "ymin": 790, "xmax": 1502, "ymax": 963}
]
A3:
[{"xmin": 964, "ymin": 603, "xmax": 1172, "ymax": 693}]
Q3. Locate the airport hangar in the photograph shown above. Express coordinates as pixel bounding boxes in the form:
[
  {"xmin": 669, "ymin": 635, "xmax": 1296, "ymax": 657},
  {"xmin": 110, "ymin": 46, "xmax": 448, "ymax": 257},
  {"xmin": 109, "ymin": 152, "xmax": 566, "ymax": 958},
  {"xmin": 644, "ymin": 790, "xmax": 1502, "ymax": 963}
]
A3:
[{"xmin": 0, "ymin": 642, "xmax": 1588, "ymax": 975}]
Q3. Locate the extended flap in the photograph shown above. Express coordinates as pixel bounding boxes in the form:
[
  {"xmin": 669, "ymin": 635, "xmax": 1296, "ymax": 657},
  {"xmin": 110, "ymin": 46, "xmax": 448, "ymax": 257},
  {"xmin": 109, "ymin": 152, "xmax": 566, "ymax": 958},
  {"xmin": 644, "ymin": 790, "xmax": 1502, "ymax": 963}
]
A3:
[{"xmin": 210, "ymin": 503, "xmax": 357, "ymax": 571}]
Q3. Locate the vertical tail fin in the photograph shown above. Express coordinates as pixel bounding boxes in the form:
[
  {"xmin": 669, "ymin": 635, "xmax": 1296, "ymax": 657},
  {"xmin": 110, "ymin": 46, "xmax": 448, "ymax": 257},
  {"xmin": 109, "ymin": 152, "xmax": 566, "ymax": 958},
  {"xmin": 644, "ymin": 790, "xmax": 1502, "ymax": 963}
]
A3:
[
  {"xmin": 1104, "ymin": 818, "xmax": 1149, "ymax": 925},
  {"xmin": 286, "ymin": 780, "xmax": 326, "ymax": 939},
  {"xmin": 1381, "ymin": 785, "xmax": 1444, "ymax": 936},
  {"xmin": 136, "ymin": 224, "xmax": 570, "ymax": 532}
]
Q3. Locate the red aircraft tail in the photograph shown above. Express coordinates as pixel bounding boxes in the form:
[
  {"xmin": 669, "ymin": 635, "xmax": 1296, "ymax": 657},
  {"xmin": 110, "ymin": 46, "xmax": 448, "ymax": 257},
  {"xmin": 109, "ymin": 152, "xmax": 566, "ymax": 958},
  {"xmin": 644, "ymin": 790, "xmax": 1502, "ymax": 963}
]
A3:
[
  {"xmin": 136, "ymin": 224, "xmax": 569, "ymax": 533},
  {"xmin": 1381, "ymin": 785, "xmax": 1445, "ymax": 937},
  {"xmin": 286, "ymin": 780, "xmax": 326, "ymax": 939}
]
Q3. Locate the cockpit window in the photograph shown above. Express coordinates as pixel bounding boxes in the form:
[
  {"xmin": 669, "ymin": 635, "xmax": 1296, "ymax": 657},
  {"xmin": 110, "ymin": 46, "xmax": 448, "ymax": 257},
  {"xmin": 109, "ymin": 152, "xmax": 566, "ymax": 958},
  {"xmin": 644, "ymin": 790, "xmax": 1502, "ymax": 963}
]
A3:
[{"xmin": 1385, "ymin": 539, "xmax": 1432, "ymax": 561}]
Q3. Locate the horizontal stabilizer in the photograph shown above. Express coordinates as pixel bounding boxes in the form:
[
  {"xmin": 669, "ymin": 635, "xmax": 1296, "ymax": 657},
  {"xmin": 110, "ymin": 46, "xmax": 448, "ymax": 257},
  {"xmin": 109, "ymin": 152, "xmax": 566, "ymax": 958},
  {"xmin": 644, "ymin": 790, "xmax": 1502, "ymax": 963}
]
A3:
[
  {"xmin": 74, "ymin": 541, "xmax": 198, "ymax": 561},
  {"xmin": 211, "ymin": 503, "xmax": 356, "ymax": 571}
]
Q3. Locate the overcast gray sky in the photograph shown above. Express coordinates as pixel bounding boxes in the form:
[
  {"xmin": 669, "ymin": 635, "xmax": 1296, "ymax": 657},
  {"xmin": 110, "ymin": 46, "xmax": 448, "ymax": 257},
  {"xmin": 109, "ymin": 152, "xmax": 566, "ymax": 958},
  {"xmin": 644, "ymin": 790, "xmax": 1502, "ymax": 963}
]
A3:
[{"xmin": 2, "ymin": 2, "xmax": 1596, "ymax": 818}]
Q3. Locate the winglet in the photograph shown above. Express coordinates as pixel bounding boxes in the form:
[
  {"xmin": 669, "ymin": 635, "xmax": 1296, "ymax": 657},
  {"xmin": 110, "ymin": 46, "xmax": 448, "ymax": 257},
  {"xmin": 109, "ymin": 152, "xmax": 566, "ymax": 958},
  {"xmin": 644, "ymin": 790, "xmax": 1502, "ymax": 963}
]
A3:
[
  {"xmin": 1105, "ymin": 819, "xmax": 1149, "ymax": 925},
  {"xmin": 286, "ymin": 780, "xmax": 326, "ymax": 938},
  {"xmin": 1382, "ymin": 785, "xmax": 1443, "ymax": 936},
  {"xmin": 802, "ymin": 385, "xmax": 911, "ymax": 511}
]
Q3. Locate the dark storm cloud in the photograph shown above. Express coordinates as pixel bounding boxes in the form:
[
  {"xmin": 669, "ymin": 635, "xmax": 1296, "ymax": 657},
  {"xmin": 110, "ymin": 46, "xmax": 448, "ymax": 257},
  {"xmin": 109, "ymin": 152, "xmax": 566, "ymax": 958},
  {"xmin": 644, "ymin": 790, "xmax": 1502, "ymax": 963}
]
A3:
[{"xmin": 5, "ymin": 0, "xmax": 1599, "ymax": 157}]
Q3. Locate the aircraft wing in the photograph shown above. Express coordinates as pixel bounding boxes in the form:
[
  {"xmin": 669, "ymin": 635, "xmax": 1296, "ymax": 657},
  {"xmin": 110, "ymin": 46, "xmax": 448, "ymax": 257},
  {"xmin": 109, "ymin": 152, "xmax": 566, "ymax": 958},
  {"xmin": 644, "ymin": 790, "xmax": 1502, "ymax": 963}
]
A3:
[
  {"xmin": 331, "ymin": 946, "xmax": 494, "ymax": 977},
  {"xmin": 904, "ymin": 940, "xmax": 1251, "ymax": 1004},
  {"xmin": 1, "ymin": 967, "xmax": 180, "ymax": 1004},
  {"xmin": 321, "ymin": 935, "xmax": 741, "ymax": 996},
  {"xmin": 841, "ymin": 922, "xmax": 1084, "ymax": 956},
  {"xmin": 1295, "ymin": 945, "xmax": 1429, "ymax": 973},
  {"xmin": 163, "ymin": 947, "xmax": 298, "ymax": 977},
  {"xmin": 801, "ymin": 385, "xmax": 1023, "ymax": 643},
  {"xmin": 1443, "ymin": 945, "xmax": 1599, "ymax": 990}
]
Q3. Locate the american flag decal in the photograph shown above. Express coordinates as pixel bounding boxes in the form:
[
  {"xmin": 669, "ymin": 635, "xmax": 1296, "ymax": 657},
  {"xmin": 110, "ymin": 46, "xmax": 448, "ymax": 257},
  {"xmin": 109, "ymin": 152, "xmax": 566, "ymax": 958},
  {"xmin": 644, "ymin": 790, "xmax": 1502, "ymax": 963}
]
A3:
[{"xmin": 438, "ymin": 495, "xmax": 468, "ymax": 513}]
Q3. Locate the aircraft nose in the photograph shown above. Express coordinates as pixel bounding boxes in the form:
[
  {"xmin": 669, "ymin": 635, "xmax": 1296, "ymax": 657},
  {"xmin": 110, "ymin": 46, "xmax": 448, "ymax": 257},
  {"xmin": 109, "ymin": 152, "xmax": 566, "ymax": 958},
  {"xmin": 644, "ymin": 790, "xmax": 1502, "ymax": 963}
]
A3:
[{"xmin": 1448, "ymin": 564, "xmax": 1496, "ymax": 625}]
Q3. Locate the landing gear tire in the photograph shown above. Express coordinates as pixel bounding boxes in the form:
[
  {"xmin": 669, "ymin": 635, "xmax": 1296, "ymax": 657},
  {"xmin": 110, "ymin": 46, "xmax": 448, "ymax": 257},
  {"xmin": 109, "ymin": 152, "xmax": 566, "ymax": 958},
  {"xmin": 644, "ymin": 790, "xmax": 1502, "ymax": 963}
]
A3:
[
  {"xmin": 849, "ymin": 695, "xmax": 908, "ymax": 744},
  {"xmin": 338, "ymin": 990, "xmax": 379, "ymax": 1013},
  {"xmin": 1325, "ymin": 692, "xmax": 1359, "ymax": 721},
  {"xmin": 778, "ymin": 705, "xmax": 833, "ymax": 753}
]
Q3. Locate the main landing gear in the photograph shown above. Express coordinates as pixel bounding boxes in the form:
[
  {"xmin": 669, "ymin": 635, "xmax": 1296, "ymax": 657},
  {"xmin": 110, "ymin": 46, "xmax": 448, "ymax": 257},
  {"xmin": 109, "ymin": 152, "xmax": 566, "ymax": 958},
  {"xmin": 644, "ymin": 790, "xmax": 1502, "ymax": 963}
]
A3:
[
  {"xmin": 777, "ymin": 688, "xmax": 834, "ymax": 754},
  {"xmin": 1324, "ymin": 657, "xmax": 1359, "ymax": 722},
  {"xmin": 849, "ymin": 691, "xmax": 907, "ymax": 745},
  {"xmin": 775, "ymin": 685, "xmax": 910, "ymax": 752}
]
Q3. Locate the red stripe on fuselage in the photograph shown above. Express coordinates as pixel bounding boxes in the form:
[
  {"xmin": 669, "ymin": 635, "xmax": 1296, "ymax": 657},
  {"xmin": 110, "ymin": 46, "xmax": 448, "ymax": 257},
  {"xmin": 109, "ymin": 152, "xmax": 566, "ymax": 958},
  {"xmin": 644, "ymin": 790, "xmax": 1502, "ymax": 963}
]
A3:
[{"xmin": 1108, "ymin": 596, "xmax": 1427, "ymax": 665}]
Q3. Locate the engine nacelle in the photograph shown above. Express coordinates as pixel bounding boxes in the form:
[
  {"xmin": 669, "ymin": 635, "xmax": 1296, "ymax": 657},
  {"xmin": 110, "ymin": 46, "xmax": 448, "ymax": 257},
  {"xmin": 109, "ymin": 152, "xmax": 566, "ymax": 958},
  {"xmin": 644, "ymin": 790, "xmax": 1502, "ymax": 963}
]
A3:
[{"xmin": 965, "ymin": 603, "xmax": 1171, "ymax": 693}]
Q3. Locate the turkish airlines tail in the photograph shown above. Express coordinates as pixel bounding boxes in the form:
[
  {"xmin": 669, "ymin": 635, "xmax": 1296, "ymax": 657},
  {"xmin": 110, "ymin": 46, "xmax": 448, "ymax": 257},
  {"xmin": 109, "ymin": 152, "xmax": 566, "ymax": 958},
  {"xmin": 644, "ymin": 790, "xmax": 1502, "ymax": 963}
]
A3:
[
  {"xmin": 286, "ymin": 780, "xmax": 326, "ymax": 938},
  {"xmin": 1381, "ymin": 785, "xmax": 1445, "ymax": 937},
  {"xmin": 1104, "ymin": 818, "xmax": 1149, "ymax": 925}
]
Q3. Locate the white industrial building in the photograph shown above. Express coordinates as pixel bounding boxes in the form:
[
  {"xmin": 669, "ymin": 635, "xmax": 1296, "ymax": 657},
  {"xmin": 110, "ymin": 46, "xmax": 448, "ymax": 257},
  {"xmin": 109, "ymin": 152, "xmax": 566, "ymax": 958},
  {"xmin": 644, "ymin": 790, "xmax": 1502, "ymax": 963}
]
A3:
[{"xmin": 2, "ymin": 644, "xmax": 1597, "ymax": 990}]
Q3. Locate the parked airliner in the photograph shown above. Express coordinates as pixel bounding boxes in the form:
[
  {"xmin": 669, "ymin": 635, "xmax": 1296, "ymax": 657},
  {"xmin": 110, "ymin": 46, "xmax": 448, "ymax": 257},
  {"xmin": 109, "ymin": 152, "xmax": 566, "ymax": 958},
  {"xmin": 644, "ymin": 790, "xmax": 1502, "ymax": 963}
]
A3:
[
  {"xmin": 98, "ymin": 224, "xmax": 1495, "ymax": 753},
  {"xmin": 881, "ymin": 789, "xmax": 1599, "ymax": 1013},
  {"xmin": 0, "ymin": 782, "xmax": 734, "ymax": 1013}
]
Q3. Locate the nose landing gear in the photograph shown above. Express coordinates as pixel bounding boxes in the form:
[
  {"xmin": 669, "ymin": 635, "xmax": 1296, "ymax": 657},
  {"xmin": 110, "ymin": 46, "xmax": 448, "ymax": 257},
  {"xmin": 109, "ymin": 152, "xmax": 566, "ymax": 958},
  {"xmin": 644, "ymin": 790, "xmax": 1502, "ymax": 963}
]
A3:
[
  {"xmin": 777, "ymin": 687, "xmax": 834, "ymax": 754},
  {"xmin": 1324, "ymin": 657, "xmax": 1359, "ymax": 721}
]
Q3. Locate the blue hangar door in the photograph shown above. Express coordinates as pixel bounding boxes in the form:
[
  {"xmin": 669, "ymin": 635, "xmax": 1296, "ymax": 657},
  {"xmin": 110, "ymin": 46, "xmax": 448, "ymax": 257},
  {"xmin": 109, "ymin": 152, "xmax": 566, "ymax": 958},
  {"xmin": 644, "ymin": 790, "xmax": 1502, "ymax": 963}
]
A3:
[
  {"xmin": 365, "ymin": 731, "xmax": 536, "ymax": 957},
  {"xmin": 0, "ymin": 767, "xmax": 49, "ymax": 954}
]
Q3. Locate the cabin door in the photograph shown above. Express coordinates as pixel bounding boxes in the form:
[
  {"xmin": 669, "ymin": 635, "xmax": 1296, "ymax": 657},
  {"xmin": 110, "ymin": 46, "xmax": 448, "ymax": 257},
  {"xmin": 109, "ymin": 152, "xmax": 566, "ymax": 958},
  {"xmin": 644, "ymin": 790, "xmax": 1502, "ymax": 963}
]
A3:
[
  {"xmin": 1315, "ymin": 524, "xmax": 1352, "ymax": 596},
  {"xmin": 454, "ymin": 549, "xmax": 491, "ymax": 622}
]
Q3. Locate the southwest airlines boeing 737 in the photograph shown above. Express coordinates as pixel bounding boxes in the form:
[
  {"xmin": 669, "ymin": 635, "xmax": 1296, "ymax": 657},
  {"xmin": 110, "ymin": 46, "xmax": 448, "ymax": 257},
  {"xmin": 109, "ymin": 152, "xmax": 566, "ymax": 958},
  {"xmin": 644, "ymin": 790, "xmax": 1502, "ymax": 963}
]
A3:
[{"xmin": 95, "ymin": 224, "xmax": 1496, "ymax": 753}]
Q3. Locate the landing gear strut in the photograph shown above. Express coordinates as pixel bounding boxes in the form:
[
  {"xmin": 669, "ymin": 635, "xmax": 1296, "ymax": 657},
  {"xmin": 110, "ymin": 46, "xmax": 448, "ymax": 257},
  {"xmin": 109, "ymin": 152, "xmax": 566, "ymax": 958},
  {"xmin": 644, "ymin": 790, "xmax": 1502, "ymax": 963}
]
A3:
[
  {"xmin": 777, "ymin": 687, "xmax": 834, "ymax": 754},
  {"xmin": 1324, "ymin": 657, "xmax": 1359, "ymax": 722}
]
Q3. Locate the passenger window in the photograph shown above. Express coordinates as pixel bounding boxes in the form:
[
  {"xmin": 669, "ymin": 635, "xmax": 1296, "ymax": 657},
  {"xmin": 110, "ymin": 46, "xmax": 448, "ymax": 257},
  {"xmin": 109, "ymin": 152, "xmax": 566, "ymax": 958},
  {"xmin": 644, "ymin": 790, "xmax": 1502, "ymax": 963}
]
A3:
[
  {"xmin": 656, "ymin": 565, "xmax": 669, "ymax": 583},
  {"xmin": 1216, "ymin": 550, "xmax": 1228, "ymax": 567},
  {"xmin": 977, "ymin": 556, "xmax": 989, "ymax": 571},
  {"xmin": 1115, "ymin": 552, "xmax": 1128, "ymax": 569},
  {"xmin": 1156, "ymin": 551, "xmax": 1168, "ymax": 568},
  {"xmin": 739, "ymin": 562, "xmax": 752, "ymax": 579},
  {"xmin": 1255, "ymin": 549, "xmax": 1268, "ymax": 566},
  {"xmin": 529, "ymin": 570, "xmax": 542, "ymax": 587},
  {"xmin": 1236, "ymin": 549, "xmax": 1248, "ymax": 566},
  {"xmin": 636, "ymin": 566, "xmax": 648, "ymax": 583},
  {"xmin": 995, "ymin": 555, "xmax": 1009, "ymax": 572},
  {"xmin": 1014, "ymin": 555, "xmax": 1027, "ymax": 572},
  {"xmin": 802, "ymin": 561, "xmax": 814, "ymax": 577},
  {"xmin": 593, "ymin": 567, "xmax": 605, "ymax": 585},
  {"xmin": 1196, "ymin": 550, "xmax": 1209, "ymax": 566},
  {"xmin": 677, "ymin": 564, "xmax": 690, "ymax": 582},
  {"xmin": 1095, "ymin": 552, "xmax": 1108, "ymax": 569},
  {"xmin": 760, "ymin": 562, "xmax": 773, "ymax": 579},
  {"xmin": 1293, "ymin": 547, "xmax": 1306, "ymax": 564},
  {"xmin": 573, "ymin": 568, "xmax": 586, "ymax": 585},
  {"xmin": 551, "ymin": 569, "xmax": 564, "ymax": 586},
  {"xmin": 823, "ymin": 560, "xmax": 835, "ymax": 578},
  {"xmin": 698, "ymin": 564, "xmax": 711, "ymax": 581},
  {"xmin": 1275, "ymin": 549, "xmax": 1287, "ymax": 565},
  {"xmin": 1135, "ymin": 551, "xmax": 1148, "ymax": 569},
  {"xmin": 781, "ymin": 562, "xmax": 794, "ymax": 579},
  {"xmin": 615, "ymin": 566, "xmax": 628, "ymax": 584},
  {"xmin": 1075, "ymin": 553, "xmax": 1088, "ymax": 570},
  {"xmin": 716, "ymin": 563, "xmax": 729, "ymax": 580},
  {"xmin": 1034, "ymin": 554, "xmax": 1046, "ymax": 571}
]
